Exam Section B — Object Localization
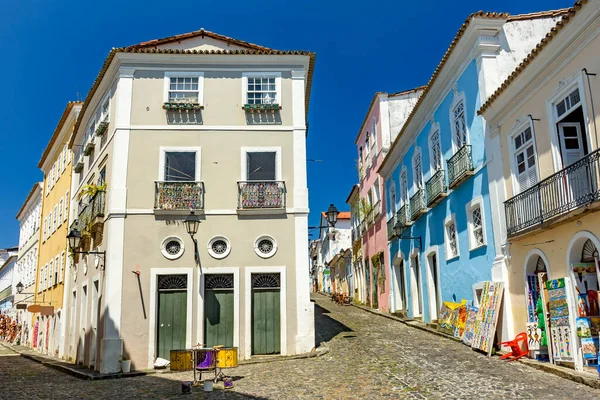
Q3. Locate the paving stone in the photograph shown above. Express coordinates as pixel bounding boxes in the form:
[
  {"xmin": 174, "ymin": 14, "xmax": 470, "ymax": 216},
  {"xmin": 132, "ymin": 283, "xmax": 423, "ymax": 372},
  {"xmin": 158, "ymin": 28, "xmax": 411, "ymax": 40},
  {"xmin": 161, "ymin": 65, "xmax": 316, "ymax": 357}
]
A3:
[{"xmin": 0, "ymin": 294, "xmax": 598, "ymax": 399}]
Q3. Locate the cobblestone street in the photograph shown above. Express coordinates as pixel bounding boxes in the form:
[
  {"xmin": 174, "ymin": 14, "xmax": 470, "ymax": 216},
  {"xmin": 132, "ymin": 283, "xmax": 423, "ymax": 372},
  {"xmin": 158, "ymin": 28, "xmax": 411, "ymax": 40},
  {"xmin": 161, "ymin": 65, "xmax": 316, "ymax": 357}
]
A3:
[{"xmin": 1, "ymin": 293, "xmax": 599, "ymax": 399}]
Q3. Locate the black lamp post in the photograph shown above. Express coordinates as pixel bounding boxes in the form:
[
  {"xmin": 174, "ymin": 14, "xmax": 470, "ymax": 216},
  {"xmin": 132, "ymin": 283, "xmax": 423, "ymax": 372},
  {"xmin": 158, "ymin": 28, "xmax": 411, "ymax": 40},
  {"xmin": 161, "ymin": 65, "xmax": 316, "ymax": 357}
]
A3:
[
  {"xmin": 67, "ymin": 228, "xmax": 106, "ymax": 255},
  {"xmin": 392, "ymin": 220, "xmax": 422, "ymax": 249},
  {"xmin": 185, "ymin": 211, "xmax": 201, "ymax": 266},
  {"xmin": 326, "ymin": 204, "xmax": 339, "ymax": 227},
  {"xmin": 16, "ymin": 281, "xmax": 24, "ymax": 294}
]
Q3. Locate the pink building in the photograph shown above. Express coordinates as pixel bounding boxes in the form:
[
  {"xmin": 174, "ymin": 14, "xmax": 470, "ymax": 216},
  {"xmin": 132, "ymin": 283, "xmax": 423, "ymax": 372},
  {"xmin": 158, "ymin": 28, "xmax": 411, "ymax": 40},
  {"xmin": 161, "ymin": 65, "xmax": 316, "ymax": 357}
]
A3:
[{"xmin": 354, "ymin": 89, "xmax": 423, "ymax": 311}]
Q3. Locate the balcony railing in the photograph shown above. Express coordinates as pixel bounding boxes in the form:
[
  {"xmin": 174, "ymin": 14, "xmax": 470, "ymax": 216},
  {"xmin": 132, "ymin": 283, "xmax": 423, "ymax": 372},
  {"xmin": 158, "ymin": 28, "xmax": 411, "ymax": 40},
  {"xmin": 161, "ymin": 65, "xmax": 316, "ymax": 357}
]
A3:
[
  {"xmin": 426, "ymin": 169, "xmax": 447, "ymax": 207},
  {"xmin": 410, "ymin": 189, "xmax": 426, "ymax": 220},
  {"xmin": 360, "ymin": 219, "xmax": 366, "ymax": 233},
  {"xmin": 373, "ymin": 201, "xmax": 381, "ymax": 218},
  {"xmin": 73, "ymin": 191, "xmax": 106, "ymax": 236},
  {"xmin": 505, "ymin": 148, "xmax": 600, "ymax": 236},
  {"xmin": 398, "ymin": 204, "xmax": 410, "ymax": 228},
  {"xmin": 238, "ymin": 181, "xmax": 285, "ymax": 210},
  {"xmin": 352, "ymin": 228, "xmax": 360, "ymax": 242},
  {"xmin": 447, "ymin": 145, "xmax": 474, "ymax": 188},
  {"xmin": 387, "ymin": 214, "xmax": 397, "ymax": 240},
  {"xmin": 155, "ymin": 181, "xmax": 204, "ymax": 211}
]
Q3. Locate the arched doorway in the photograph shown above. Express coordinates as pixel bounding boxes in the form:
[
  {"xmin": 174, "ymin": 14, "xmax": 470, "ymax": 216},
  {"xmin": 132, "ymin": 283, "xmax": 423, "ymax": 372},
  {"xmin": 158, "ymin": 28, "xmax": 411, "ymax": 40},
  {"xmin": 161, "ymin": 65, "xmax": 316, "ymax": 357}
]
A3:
[
  {"xmin": 566, "ymin": 232, "xmax": 600, "ymax": 370},
  {"xmin": 523, "ymin": 249, "xmax": 550, "ymax": 359},
  {"xmin": 392, "ymin": 255, "xmax": 406, "ymax": 313}
]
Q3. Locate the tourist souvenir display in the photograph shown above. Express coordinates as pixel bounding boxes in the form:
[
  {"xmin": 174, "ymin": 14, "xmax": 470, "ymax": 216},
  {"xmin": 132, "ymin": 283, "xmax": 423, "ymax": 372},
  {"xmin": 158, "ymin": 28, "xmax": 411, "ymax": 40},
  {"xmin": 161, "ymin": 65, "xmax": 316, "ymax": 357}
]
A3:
[
  {"xmin": 462, "ymin": 306, "xmax": 479, "ymax": 346},
  {"xmin": 546, "ymin": 278, "xmax": 575, "ymax": 363},
  {"xmin": 471, "ymin": 282, "xmax": 504, "ymax": 356}
]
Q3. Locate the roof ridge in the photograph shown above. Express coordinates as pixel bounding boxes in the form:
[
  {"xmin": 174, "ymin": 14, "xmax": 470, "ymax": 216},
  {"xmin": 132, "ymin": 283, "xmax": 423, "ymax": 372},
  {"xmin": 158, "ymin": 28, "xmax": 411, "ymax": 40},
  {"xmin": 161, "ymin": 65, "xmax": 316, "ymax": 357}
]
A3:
[
  {"xmin": 507, "ymin": 8, "xmax": 571, "ymax": 21},
  {"xmin": 389, "ymin": 85, "xmax": 427, "ymax": 97},
  {"xmin": 129, "ymin": 28, "xmax": 277, "ymax": 52}
]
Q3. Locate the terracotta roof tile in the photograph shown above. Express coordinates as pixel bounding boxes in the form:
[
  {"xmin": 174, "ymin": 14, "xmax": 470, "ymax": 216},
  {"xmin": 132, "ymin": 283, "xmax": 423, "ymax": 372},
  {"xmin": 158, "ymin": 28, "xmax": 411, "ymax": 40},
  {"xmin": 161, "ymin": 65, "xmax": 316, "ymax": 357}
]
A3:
[
  {"xmin": 72, "ymin": 31, "xmax": 316, "ymax": 142},
  {"xmin": 478, "ymin": 1, "xmax": 586, "ymax": 115},
  {"xmin": 321, "ymin": 211, "xmax": 351, "ymax": 219}
]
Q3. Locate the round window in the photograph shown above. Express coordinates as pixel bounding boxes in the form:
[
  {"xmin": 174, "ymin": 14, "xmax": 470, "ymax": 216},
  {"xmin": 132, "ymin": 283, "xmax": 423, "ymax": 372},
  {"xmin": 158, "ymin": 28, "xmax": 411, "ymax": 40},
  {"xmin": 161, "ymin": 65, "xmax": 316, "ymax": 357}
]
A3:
[
  {"xmin": 254, "ymin": 236, "xmax": 277, "ymax": 259},
  {"xmin": 161, "ymin": 237, "xmax": 185, "ymax": 260},
  {"xmin": 208, "ymin": 236, "xmax": 231, "ymax": 259}
]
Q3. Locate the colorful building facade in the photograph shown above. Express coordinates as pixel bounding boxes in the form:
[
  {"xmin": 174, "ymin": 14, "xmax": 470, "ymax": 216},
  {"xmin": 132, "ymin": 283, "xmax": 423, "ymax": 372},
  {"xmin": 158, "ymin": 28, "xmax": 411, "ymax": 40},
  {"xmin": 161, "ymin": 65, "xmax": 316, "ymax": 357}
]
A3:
[
  {"xmin": 480, "ymin": 0, "xmax": 600, "ymax": 370},
  {"xmin": 379, "ymin": 11, "xmax": 566, "ymax": 323},
  {"xmin": 355, "ymin": 89, "xmax": 423, "ymax": 311},
  {"xmin": 34, "ymin": 102, "xmax": 80, "ymax": 357}
]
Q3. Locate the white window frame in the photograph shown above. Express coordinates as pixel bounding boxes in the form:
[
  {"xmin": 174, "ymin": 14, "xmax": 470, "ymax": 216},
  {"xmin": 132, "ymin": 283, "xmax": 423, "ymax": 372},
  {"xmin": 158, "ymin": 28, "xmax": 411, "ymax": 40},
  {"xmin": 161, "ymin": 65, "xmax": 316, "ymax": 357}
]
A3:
[
  {"xmin": 59, "ymin": 252, "xmax": 65, "ymax": 283},
  {"xmin": 100, "ymin": 93, "xmax": 111, "ymax": 121},
  {"xmin": 508, "ymin": 118, "xmax": 540, "ymax": 195},
  {"xmin": 449, "ymin": 90, "xmax": 469, "ymax": 152},
  {"xmin": 58, "ymin": 198, "xmax": 64, "ymax": 227},
  {"xmin": 158, "ymin": 146, "xmax": 202, "ymax": 181},
  {"xmin": 444, "ymin": 214, "xmax": 459, "ymax": 261},
  {"xmin": 388, "ymin": 180, "xmax": 397, "ymax": 216},
  {"xmin": 64, "ymin": 191, "xmax": 69, "ymax": 222},
  {"xmin": 240, "ymin": 147, "xmax": 282, "ymax": 181},
  {"xmin": 546, "ymin": 72, "xmax": 591, "ymax": 173},
  {"xmin": 163, "ymin": 72, "xmax": 205, "ymax": 105},
  {"xmin": 412, "ymin": 147, "xmax": 423, "ymax": 191},
  {"xmin": 428, "ymin": 122, "xmax": 442, "ymax": 174},
  {"xmin": 241, "ymin": 72, "xmax": 281, "ymax": 105},
  {"xmin": 54, "ymin": 256, "xmax": 59, "ymax": 285},
  {"xmin": 400, "ymin": 166, "xmax": 408, "ymax": 206},
  {"xmin": 466, "ymin": 196, "xmax": 487, "ymax": 251}
]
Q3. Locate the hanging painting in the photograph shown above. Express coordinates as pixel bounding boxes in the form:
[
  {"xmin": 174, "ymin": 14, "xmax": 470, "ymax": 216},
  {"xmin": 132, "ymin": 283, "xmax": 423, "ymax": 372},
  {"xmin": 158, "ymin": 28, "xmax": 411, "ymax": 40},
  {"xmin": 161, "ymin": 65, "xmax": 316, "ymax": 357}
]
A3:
[
  {"xmin": 526, "ymin": 322, "xmax": 542, "ymax": 351},
  {"xmin": 471, "ymin": 282, "xmax": 504, "ymax": 356},
  {"xmin": 546, "ymin": 278, "xmax": 575, "ymax": 362}
]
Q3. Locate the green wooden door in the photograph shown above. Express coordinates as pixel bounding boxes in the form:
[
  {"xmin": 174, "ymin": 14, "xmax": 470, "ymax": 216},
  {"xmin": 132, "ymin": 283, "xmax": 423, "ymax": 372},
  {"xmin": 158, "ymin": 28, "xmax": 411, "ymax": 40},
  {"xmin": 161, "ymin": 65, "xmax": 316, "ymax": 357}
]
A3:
[
  {"xmin": 204, "ymin": 274, "xmax": 234, "ymax": 348},
  {"xmin": 251, "ymin": 273, "xmax": 281, "ymax": 355},
  {"xmin": 156, "ymin": 275, "xmax": 188, "ymax": 360}
]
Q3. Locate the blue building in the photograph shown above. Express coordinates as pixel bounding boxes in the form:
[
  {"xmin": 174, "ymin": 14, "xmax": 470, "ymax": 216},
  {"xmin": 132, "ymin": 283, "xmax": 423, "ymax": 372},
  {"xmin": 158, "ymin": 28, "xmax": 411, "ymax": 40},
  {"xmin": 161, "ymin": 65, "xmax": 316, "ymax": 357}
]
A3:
[{"xmin": 378, "ymin": 11, "xmax": 565, "ymax": 322}]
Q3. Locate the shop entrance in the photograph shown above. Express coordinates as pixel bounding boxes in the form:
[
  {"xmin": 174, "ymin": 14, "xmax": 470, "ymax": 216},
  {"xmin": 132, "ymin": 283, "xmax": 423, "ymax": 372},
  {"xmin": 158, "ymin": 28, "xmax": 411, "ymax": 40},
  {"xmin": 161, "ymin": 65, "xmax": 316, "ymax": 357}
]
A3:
[
  {"xmin": 524, "ymin": 252, "xmax": 550, "ymax": 360},
  {"xmin": 426, "ymin": 253, "xmax": 440, "ymax": 321},
  {"xmin": 410, "ymin": 255, "xmax": 422, "ymax": 318},
  {"xmin": 392, "ymin": 258, "xmax": 406, "ymax": 312}
]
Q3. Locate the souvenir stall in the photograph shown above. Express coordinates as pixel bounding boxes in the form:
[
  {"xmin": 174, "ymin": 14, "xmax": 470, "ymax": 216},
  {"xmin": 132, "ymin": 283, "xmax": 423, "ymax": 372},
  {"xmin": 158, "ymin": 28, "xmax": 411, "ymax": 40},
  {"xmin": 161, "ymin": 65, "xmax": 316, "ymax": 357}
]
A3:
[
  {"xmin": 525, "ymin": 269, "xmax": 551, "ymax": 361},
  {"xmin": 571, "ymin": 259, "xmax": 600, "ymax": 371}
]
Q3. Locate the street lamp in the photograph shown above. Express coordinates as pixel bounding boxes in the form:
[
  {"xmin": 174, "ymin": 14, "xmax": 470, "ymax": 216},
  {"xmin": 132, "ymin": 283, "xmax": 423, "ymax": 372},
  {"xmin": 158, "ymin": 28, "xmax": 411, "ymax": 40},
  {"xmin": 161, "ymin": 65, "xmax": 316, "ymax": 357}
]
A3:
[
  {"xmin": 16, "ymin": 281, "xmax": 24, "ymax": 294},
  {"xmin": 66, "ymin": 228, "xmax": 106, "ymax": 256},
  {"xmin": 392, "ymin": 220, "xmax": 422, "ymax": 249},
  {"xmin": 326, "ymin": 204, "xmax": 339, "ymax": 227},
  {"xmin": 185, "ymin": 211, "xmax": 201, "ymax": 266}
]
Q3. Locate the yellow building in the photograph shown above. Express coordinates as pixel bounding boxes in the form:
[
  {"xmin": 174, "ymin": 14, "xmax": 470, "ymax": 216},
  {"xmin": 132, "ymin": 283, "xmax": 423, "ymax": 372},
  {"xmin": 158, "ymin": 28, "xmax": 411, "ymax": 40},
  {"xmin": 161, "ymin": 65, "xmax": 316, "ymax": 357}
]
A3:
[
  {"xmin": 33, "ymin": 102, "xmax": 81, "ymax": 357},
  {"xmin": 480, "ymin": 0, "xmax": 600, "ymax": 372}
]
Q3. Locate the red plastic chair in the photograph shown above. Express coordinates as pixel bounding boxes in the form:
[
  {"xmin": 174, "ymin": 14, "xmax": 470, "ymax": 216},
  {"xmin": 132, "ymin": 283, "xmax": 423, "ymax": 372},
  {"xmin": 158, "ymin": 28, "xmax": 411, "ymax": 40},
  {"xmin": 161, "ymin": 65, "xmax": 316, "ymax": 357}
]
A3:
[{"xmin": 498, "ymin": 332, "xmax": 529, "ymax": 361}]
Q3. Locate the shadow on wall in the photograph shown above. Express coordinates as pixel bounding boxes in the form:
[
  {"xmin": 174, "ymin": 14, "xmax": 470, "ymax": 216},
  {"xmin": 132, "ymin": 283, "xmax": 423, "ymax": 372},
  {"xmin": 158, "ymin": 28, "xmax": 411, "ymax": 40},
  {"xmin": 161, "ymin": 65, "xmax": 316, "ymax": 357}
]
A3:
[{"xmin": 314, "ymin": 303, "xmax": 352, "ymax": 347}]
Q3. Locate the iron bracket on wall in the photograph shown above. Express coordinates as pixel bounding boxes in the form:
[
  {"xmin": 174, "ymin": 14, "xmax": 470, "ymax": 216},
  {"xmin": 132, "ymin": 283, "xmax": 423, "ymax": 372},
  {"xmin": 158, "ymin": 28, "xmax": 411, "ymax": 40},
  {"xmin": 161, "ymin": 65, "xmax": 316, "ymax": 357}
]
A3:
[{"xmin": 397, "ymin": 235, "xmax": 422, "ymax": 249}]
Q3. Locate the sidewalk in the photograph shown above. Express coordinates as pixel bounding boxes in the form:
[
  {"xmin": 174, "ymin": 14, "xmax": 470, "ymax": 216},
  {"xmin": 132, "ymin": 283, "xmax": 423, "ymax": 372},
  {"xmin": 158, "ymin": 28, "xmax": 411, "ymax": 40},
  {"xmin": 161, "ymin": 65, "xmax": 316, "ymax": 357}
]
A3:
[
  {"xmin": 330, "ymin": 293, "xmax": 600, "ymax": 391},
  {"xmin": 0, "ymin": 342, "xmax": 146, "ymax": 381}
]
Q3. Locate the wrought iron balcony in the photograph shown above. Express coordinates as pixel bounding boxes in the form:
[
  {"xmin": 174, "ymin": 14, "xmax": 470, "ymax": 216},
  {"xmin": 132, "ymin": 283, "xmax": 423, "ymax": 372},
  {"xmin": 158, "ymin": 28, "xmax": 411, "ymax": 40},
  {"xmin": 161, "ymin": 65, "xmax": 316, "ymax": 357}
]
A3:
[
  {"xmin": 398, "ymin": 204, "xmax": 411, "ymax": 228},
  {"xmin": 367, "ymin": 209, "xmax": 374, "ymax": 225},
  {"xmin": 155, "ymin": 181, "xmax": 204, "ymax": 211},
  {"xmin": 505, "ymin": 148, "xmax": 600, "ymax": 236},
  {"xmin": 373, "ymin": 201, "xmax": 381, "ymax": 218},
  {"xmin": 410, "ymin": 189, "xmax": 426, "ymax": 220},
  {"xmin": 447, "ymin": 145, "xmax": 474, "ymax": 189},
  {"xmin": 352, "ymin": 228, "xmax": 360, "ymax": 243},
  {"xmin": 360, "ymin": 219, "xmax": 366, "ymax": 233},
  {"xmin": 426, "ymin": 169, "xmax": 447, "ymax": 207},
  {"xmin": 238, "ymin": 181, "xmax": 285, "ymax": 210},
  {"xmin": 74, "ymin": 191, "xmax": 106, "ymax": 236},
  {"xmin": 387, "ymin": 214, "xmax": 398, "ymax": 240}
]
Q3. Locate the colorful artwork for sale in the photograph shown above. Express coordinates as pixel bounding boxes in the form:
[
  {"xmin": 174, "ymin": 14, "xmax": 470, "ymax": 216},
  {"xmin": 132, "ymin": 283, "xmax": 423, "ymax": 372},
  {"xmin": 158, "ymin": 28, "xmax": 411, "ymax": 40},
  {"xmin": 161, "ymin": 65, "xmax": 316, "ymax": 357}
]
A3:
[
  {"xmin": 547, "ymin": 278, "xmax": 574, "ymax": 362},
  {"xmin": 527, "ymin": 275, "xmax": 540, "ymax": 323},
  {"xmin": 550, "ymin": 325, "xmax": 573, "ymax": 361},
  {"xmin": 438, "ymin": 300, "xmax": 465, "ymax": 336},
  {"xmin": 471, "ymin": 282, "xmax": 504, "ymax": 356},
  {"xmin": 462, "ymin": 306, "xmax": 478, "ymax": 346},
  {"xmin": 454, "ymin": 304, "xmax": 468, "ymax": 339},
  {"xmin": 526, "ymin": 322, "xmax": 542, "ymax": 351},
  {"xmin": 581, "ymin": 337, "xmax": 599, "ymax": 359},
  {"xmin": 576, "ymin": 318, "xmax": 592, "ymax": 338},
  {"xmin": 590, "ymin": 317, "xmax": 600, "ymax": 336}
]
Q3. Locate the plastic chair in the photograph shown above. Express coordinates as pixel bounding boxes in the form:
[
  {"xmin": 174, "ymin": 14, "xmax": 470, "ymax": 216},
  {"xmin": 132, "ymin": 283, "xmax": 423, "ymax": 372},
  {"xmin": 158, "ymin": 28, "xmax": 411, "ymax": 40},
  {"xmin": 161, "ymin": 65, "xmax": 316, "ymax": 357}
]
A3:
[{"xmin": 498, "ymin": 332, "xmax": 529, "ymax": 361}]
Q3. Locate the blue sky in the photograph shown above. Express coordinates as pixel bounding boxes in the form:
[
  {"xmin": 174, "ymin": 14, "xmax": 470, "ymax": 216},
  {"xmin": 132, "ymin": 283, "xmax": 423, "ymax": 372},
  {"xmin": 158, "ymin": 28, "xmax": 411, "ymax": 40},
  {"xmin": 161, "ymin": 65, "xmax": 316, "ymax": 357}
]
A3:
[{"xmin": 0, "ymin": 0, "xmax": 570, "ymax": 246}]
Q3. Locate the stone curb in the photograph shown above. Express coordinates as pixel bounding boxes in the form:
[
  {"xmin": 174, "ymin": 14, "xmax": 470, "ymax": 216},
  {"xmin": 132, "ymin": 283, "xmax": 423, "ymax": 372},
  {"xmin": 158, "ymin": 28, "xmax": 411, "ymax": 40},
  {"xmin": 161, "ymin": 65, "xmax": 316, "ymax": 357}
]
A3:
[
  {"xmin": 321, "ymin": 295, "xmax": 600, "ymax": 390},
  {"xmin": 1, "ymin": 343, "xmax": 147, "ymax": 381},
  {"xmin": 238, "ymin": 348, "xmax": 329, "ymax": 366}
]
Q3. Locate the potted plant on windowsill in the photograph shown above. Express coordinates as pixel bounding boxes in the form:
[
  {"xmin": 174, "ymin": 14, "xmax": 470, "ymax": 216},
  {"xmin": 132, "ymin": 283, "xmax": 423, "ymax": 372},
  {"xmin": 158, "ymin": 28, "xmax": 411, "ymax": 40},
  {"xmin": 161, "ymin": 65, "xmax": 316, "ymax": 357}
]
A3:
[{"xmin": 121, "ymin": 356, "xmax": 131, "ymax": 373}]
